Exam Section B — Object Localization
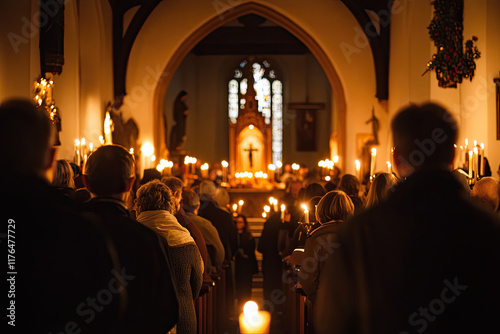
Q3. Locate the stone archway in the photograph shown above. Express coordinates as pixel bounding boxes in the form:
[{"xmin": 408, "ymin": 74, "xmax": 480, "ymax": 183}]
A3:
[{"xmin": 152, "ymin": 2, "xmax": 347, "ymax": 169}]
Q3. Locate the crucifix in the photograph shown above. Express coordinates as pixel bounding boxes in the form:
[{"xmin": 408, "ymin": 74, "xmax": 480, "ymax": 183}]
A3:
[{"xmin": 244, "ymin": 143, "xmax": 259, "ymax": 168}]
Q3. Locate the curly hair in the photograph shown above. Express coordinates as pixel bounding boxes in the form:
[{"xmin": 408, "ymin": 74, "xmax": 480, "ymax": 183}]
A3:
[{"xmin": 135, "ymin": 179, "xmax": 176, "ymax": 214}]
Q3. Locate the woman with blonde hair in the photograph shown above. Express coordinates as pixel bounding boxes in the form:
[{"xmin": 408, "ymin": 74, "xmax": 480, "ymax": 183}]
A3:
[
  {"xmin": 299, "ymin": 190, "xmax": 354, "ymax": 303},
  {"xmin": 52, "ymin": 159, "xmax": 75, "ymax": 188},
  {"xmin": 364, "ymin": 172, "xmax": 398, "ymax": 209},
  {"xmin": 135, "ymin": 179, "xmax": 203, "ymax": 334}
]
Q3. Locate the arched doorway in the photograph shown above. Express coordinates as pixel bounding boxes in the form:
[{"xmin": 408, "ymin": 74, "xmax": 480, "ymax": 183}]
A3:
[{"xmin": 152, "ymin": 2, "xmax": 346, "ymax": 169}]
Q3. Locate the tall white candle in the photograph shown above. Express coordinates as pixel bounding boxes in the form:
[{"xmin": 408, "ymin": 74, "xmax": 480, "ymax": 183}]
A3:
[
  {"xmin": 370, "ymin": 148, "xmax": 377, "ymax": 177},
  {"xmin": 468, "ymin": 151, "xmax": 473, "ymax": 178}
]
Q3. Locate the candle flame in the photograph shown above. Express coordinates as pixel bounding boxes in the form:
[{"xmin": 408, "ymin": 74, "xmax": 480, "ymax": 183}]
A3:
[
  {"xmin": 221, "ymin": 160, "xmax": 229, "ymax": 168},
  {"xmin": 355, "ymin": 160, "xmax": 361, "ymax": 170},
  {"xmin": 281, "ymin": 204, "xmax": 286, "ymax": 211},
  {"xmin": 232, "ymin": 204, "xmax": 238, "ymax": 211},
  {"xmin": 301, "ymin": 203, "xmax": 309, "ymax": 212},
  {"xmin": 243, "ymin": 301, "xmax": 259, "ymax": 316},
  {"xmin": 264, "ymin": 205, "xmax": 271, "ymax": 213},
  {"xmin": 238, "ymin": 200, "xmax": 244, "ymax": 206}
]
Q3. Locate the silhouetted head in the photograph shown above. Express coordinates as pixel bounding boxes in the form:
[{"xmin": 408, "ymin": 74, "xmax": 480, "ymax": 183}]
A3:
[
  {"xmin": 83, "ymin": 145, "xmax": 135, "ymax": 197},
  {"xmin": 315, "ymin": 190, "xmax": 354, "ymax": 224},
  {"xmin": 391, "ymin": 102, "xmax": 458, "ymax": 177},
  {"xmin": 0, "ymin": 98, "xmax": 55, "ymax": 178},
  {"xmin": 338, "ymin": 174, "xmax": 360, "ymax": 197}
]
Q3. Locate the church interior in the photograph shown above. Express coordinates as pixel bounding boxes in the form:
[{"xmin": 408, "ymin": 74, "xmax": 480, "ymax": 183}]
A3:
[{"xmin": 3, "ymin": 0, "xmax": 500, "ymax": 333}]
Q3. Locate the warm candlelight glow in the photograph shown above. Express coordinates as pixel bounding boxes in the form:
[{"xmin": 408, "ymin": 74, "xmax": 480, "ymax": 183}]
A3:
[
  {"xmin": 150, "ymin": 155, "xmax": 156, "ymax": 162},
  {"xmin": 141, "ymin": 143, "xmax": 154, "ymax": 157},
  {"xmin": 301, "ymin": 203, "xmax": 309, "ymax": 225},
  {"xmin": 249, "ymin": 124, "xmax": 254, "ymax": 130},
  {"xmin": 240, "ymin": 301, "xmax": 270, "ymax": 334},
  {"xmin": 232, "ymin": 204, "xmax": 238, "ymax": 212},
  {"xmin": 262, "ymin": 212, "xmax": 267, "ymax": 218},
  {"xmin": 89, "ymin": 142, "xmax": 93, "ymax": 152},
  {"xmin": 333, "ymin": 155, "xmax": 339, "ymax": 163},
  {"xmin": 386, "ymin": 161, "xmax": 392, "ymax": 173},
  {"xmin": 468, "ymin": 150, "xmax": 473, "ymax": 178},
  {"xmin": 268, "ymin": 164, "xmax": 276, "ymax": 171},
  {"xmin": 325, "ymin": 175, "xmax": 331, "ymax": 181},
  {"xmin": 264, "ymin": 205, "xmax": 271, "ymax": 213},
  {"xmin": 221, "ymin": 160, "xmax": 229, "ymax": 168},
  {"xmin": 280, "ymin": 204, "xmax": 286, "ymax": 221},
  {"xmin": 238, "ymin": 200, "xmax": 244, "ymax": 206}
]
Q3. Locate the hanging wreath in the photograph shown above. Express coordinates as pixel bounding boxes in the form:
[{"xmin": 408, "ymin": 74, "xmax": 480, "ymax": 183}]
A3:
[{"xmin": 423, "ymin": 0, "xmax": 480, "ymax": 87}]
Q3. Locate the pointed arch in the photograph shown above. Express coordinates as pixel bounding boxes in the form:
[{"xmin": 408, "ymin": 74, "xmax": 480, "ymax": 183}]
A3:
[{"xmin": 152, "ymin": 2, "xmax": 346, "ymax": 167}]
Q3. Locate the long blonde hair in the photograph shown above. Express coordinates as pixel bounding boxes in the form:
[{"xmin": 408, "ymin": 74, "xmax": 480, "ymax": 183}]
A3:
[
  {"xmin": 365, "ymin": 172, "xmax": 398, "ymax": 208},
  {"xmin": 52, "ymin": 159, "xmax": 75, "ymax": 188}
]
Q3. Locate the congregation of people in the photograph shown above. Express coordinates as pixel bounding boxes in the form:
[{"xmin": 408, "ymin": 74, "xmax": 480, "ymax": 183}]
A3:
[{"xmin": 3, "ymin": 98, "xmax": 500, "ymax": 334}]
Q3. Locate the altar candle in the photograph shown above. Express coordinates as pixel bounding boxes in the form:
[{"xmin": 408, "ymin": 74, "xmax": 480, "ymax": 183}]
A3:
[
  {"xmin": 301, "ymin": 204, "xmax": 309, "ymax": 225},
  {"xmin": 468, "ymin": 151, "xmax": 473, "ymax": 178},
  {"xmin": 276, "ymin": 160, "xmax": 282, "ymax": 179},
  {"xmin": 268, "ymin": 164, "xmax": 276, "ymax": 183},
  {"xmin": 386, "ymin": 161, "xmax": 392, "ymax": 174},
  {"xmin": 280, "ymin": 204, "xmax": 286, "ymax": 222},
  {"xmin": 222, "ymin": 160, "xmax": 229, "ymax": 183},
  {"xmin": 273, "ymin": 199, "xmax": 278, "ymax": 212},
  {"xmin": 239, "ymin": 301, "xmax": 270, "ymax": 334}
]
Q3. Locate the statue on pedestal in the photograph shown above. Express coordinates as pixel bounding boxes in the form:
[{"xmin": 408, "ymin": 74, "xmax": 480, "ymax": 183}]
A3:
[{"xmin": 169, "ymin": 90, "xmax": 188, "ymax": 152}]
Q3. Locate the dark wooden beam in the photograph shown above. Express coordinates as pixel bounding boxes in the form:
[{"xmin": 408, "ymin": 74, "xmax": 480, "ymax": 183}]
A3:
[
  {"xmin": 109, "ymin": 0, "xmax": 162, "ymax": 107},
  {"xmin": 341, "ymin": 0, "xmax": 392, "ymax": 100}
]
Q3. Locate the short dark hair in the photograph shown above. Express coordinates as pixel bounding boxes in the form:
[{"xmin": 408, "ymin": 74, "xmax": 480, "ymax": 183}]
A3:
[
  {"xmin": 84, "ymin": 145, "xmax": 135, "ymax": 196},
  {"xmin": 162, "ymin": 176, "xmax": 184, "ymax": 194},
  {"xmin": 182, "ymin": 189, "xmax": 200, "ymax": 213},
  {"xmin": 391, "ymin": 102, "xmax": 458, "ymax": 170},
  {"xmin": 0, "ymin": 98, "xmax": 54, "ymax": 175},
  {"xmin": 338, "ymin": 174, "xmax": 360, "ymax": 197}
]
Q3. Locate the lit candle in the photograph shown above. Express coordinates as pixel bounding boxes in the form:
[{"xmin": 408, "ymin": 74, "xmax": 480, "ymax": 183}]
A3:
[
  {"xmin": 468, "ymin": 150, "xmax": 473, "ymax": 178},
  {"xmin": 370, "ymin": 148, "xmax": 377, "ymax": 177},
  {"xmin": 238, "ymin": 200, "xmax": 244, "ymax": 214},
  {"xmin": 276, "ymin": 160, "xmax": 282, "ymax": 179},
  {"xmin": 355, "ymin": 160, "xmax": 361, "ymax": 180},
  {"xmin": 273, "ymin": 199, "xmax": 278, "ymax": 212},
  {"xmin": 480, "ymin": 143, "xmax": 485, "ymax": 176},
  {"xmin": 280, "ymin": 204, "xmax": 286, "ymax": 222},
  {"xmin": 386, "ymin": 161, "xmax": 392, "ymax": 174},
  {"xmin": 268, "ymin": 164, "xmax": 276, "ymax": 183},
  {"xmin": 301, "ymin": 204, "xmax": 309, "ymax": 225},
  {"xmin": 473, "ymin": 147, "xmax": 478, "ymax": 180},
  {"xmin": 89, "ymin": 142, "xmax": 94, "ymax": 153},
  {"xmin": 74, "ymin": 139, "xmax": 80, "ymax": 165},
  {"xmin": 232, "ymin": 203, "xmax": 238, "ymax": 213},
  {"xmin": 201, "ymin": 163, "xmax": 209, "ymax": 179},
  {"xmin": 222, "ymin": 160, "xmax": 229, "ymax": 183},
  {"xmin": 239, "ymin": 301, "xmax": 270, "ymax": 334},
  {"xmin": 104, "ymin": 111, "xmax": 113, "ymax": 144}
]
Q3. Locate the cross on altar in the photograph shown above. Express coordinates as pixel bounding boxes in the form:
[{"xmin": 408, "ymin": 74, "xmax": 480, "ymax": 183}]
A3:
[{"xmin": 244, "ymin": 143, "xmax": 259, "ymax": 168}]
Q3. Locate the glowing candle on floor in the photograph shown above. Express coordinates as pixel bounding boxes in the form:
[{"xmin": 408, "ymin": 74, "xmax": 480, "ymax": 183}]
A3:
[
  {"xmin": 301, "ymin": 204, "xmax": 309, "ymax": 225},
  {"xmin": 239, "ymin": 301, "xmax": 270, "ymax": 334},
  {"xmin": 280, "ymin": 204, "xmax": 286, "ymax": 222}
]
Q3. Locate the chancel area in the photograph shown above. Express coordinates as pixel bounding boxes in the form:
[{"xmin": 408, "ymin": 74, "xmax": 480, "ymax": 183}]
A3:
[{"xmin": 3, "ymin": 0, "xmax": 500, "ymax": 333}]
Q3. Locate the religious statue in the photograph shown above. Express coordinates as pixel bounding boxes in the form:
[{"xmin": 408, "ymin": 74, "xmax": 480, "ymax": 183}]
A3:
[
  {"xmin": 244, "ymin": 143, "xmax": 259, "ymax": 168},
  {"xmin": 105, "ymin": 102, "xmax": 139, "ymax": 151},
  {"xmin": 365, "ymin": 107, "xmax": 379, "ymax": 146},
  {"xmin": 169, "ymin": 90, "xmax": 188, "ymax": 152}
]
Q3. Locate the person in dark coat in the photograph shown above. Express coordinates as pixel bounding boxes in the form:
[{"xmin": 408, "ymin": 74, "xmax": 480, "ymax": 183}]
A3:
[
  {"xmin": 299, "ymin": 190, "xmax": 354, "ymax": 303},
  {"xmin": 1, "ymin": 99, "xmax": 123, "ymax": 333},
  {"xmin": 315, "ymin": 102, "xmax": 500, "ymax": 334},
  {"xmin": 234, "ymin": 215, "xmax": 258, "ymax": 310},
  {"xmin": 81, "ymin": 145, "xmax": 179, "ymax": 334}
]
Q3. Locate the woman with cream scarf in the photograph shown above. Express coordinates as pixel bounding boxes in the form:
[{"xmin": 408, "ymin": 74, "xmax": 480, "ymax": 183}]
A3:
[{"xmin": 135, "ymin": 180, "xmax": 203, "ymax": 334}]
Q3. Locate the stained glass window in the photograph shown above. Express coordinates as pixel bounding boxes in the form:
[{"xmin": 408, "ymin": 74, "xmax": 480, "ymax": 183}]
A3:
[{"xmin": 229, "ymin": 60, "xmax": 283, "ymax": 165}]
